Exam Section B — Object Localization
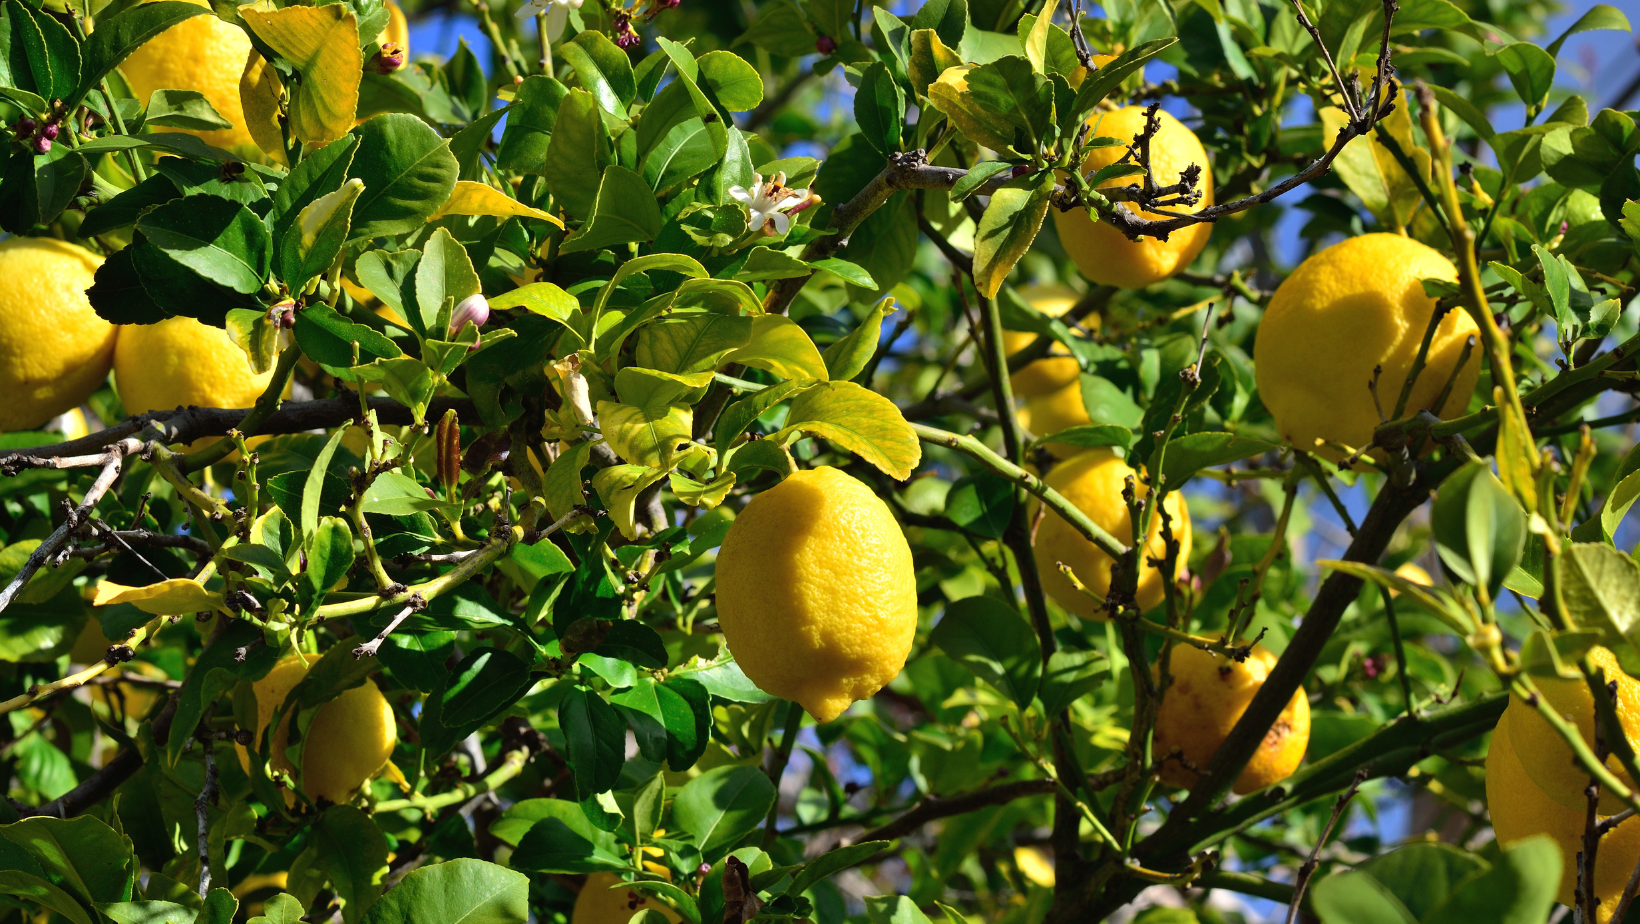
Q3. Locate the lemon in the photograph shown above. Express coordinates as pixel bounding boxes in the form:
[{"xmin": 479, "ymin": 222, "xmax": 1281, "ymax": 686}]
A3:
[
  {"xmin": 1051, "ymin": 107, "xmax": 1214, "ymax": 289},
  {"xmin": 1488, "ymin": 715, "xmax": 1640, "ymax": 920},
  {"xmin": 714, "ymin": 466, "xmax": 918, "ymax": 723},
  {"xmin": 0, "ymin": 238, "xmax": 114, "ymax": 432},
  {"xmin": 1004, "ymin": 285, "xmax": 1095, "ymax": 399},
  {"xmin": 1253, "ymin": 233, "xmax": 1480, "ymax": 462},
  {"xmin": 1018, "ymin": 379, "xmax": 1092, "ymax": 459},
  {"xmin": 237, "ymin": 657, "xmax": 398, "ymax": 806},
  {"xmin": 1032, "ymin": 449, "xmax": 1191, "ymax": 617},
  {"xmin": 572, "ymin": 873, "xmax": 681, "ymax": 924},
  {"xmin": 1152, "ymin": 643, "xmax": 1309, "ymax": 794},
  {"xmin": 1505, "ymin": 646, "xmax": 1640, "ymax": 814},
  {"xmin": 114, "ymin": 316, "xmax": 274, "ymax": 445},
  {"xmin": 118, "ymin": 0, "xmax": 254, "ymax": 151}
]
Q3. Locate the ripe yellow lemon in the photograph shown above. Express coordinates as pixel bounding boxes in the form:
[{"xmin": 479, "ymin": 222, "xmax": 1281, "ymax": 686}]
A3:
[
  {"xmin": 1033, "ymin": 449, "xmax": 1191, "ymax": 617},
  {"xmin": 1152, "ymin": 643, "xmax": 1309, "ymax": 794},
  {"xmin": 1018, "ymin": 379, "xmax": 1092, "ymax": 459},
  {"xmin": 118, "ymin": 0, "xmax": 254, "ymax": 151},
  {"xmin": 1051, "ymin": 107, "xmax": 1214, "ymax": 289},
  {"xmin": 573, "ymin": 873, "xmax": 682, "ymax": 924},
  {"xmin": 1253, "ymin": 233, "xmax": 1479, "ymax": 462},
  {"xmin": 1488, "ymin": 716, "xmax": 1640, "ymax": 920},
  {"xmin": 237, "ymin": 657, "xmax": 398, "ymax": 806},
  {"xmin": 1505, "ymin": 646, "xmax": 1640, "ymax": 814},
  {"xmin": 1004, "ymin": 285, "xmax": 1095, "ymax": 399},
  {"xmin": 114, "ymin": 316, "xmax": 274, "ymax": 444},
  {"xmin": 0, "ymin": 238, "xmax": 113, "ymax": 432},
  {"xmin": 714, "ymin": 466, "xmax": 917, "ymax": 723}
]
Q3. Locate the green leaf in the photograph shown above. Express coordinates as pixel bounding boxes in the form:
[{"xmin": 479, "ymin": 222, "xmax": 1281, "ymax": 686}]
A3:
[
  {"xmin": 415, "ymin": 227, "xmax": 481, "ymax": 337},
  {"xmin": 560, "ymin": 687, "xmax": 626, "ymax": 800},
  {"xmin": 779, "ymin": 381, "xmax": 922, "ymax": 480},
  {"xmin": 1035, "ymin": 423, "xmax": 1133, "ymax": 452},
  {"xmin": 495, "ymin": 76, "xmax": 568, "ymax": 176},
  {"xmin": 972, "ymin": 170, "xmax": 1054, "ymax": 297},
  {"xmin": 1068, "ymin": 38, "xmax": 1175, "ymax": 122},
  {"xmin": 734, "ymin": 0, "xmax": 811, "ymax": 53},
  {"xmin": 292, "ymin": 806, "xmax": 388, "ymax": 924},
  {"xmin": 809, "ymin": 257, "xmax": 876, "ymax": 287},
  {"xmin": 76, "ymin": 1, "xmax": 208, "ymax": 102},
  {"xmin": 674, "ymin": 765, "xmax": 776, "ymax": 862},
  {"xmin": 951, "ymin": 161, "xmax": 1015, "ymax": 201},
  {"xmin": 1431, "ymin": 460, "xmax": 1526, "ymax": 597},
  {"xmin": 612, "ymin": 677, "xmax": 709, "ymax": 771},
  {"xmin": 359, "ymin": 470, "xmax": 444, "ymax": 515},
  {"xmin": 965, "ymin": 56, "xmax": 1055, "ymax": 153},
  {"xmin": 293, "ymin": 304, "xmax": 404, "ymax": 370},
  {"xmin": 506, "ymin": 803, "xmax": 627, "ymax": 873},
  {"xmin": 543, "ymin": 89, "xmax": 613, "ymax": 220},
  {"xmin": 357, "ymin": 860, "xmax": 527, "ymax": 924},
  {"xmin": 96, "ymin": 901, "xmax": 194, "ymax": 924},
  {"xmin": 697, "ymin": 50, "xmax": 763, "ymax": 112},
  {"xmin": 0, "ymin": 871, "xmax": 94, "ymax": 924},
  {"xmin": 346, "ymin": 114, "xmax": 459, "ymax": 239},
  {"xmin": 136, "ymin": 196, "xmax": 271, "ymax": 295},
  {"xmin": 281, "ymin": 177, "xmax": 363, "ymax": 296},
  {"xmin": 855, "ymin": 60, "xmax": 905, "ymax": 157},
  {"xmin": 1310, "ymin": 871, "xmax": 1417, "ymax": 924},
  {"xmin": 0, "ymin": 814, "xmax": 137, "ymax": 909},
  {"xmin": 442, "ymin": 647, "xmax": 532, "ymax": 726},
  {"xmin": 1355, "ymin": 843, "xmax": 1486, "ymax": 921},
  {"xmin": 560, "ymin": 165, "xmax": 664, "ymax": 254},
  {"xmin": 911, "ymin": 0, "xmax": 966, "ymax": 48},
  {"xmin": 1158, "ymin": 434, "xmax": 1278, "ymax": 487},
  {"xmin": 270, "ymin": 136, "xmax": 360, "ymax": 244},
  {"xmin": 1546, "ymin": 4, "xmax": 1630, "ymax": 57},
  {"xmin": 301, "ymin": 429, "xmax": 348, "ymax": 539},
  {"xmin": 7, "ymin": 1, "xmax": 77, "ymax": 104},
  {"xmin": 945, "ymin": 473, "xmax": 1016, "ymax": 539},
  {"xmin": 142, "ymin": 89, "xmax": 230, "ymax": 131},
  {"xmin": 248, "ymin": 893, "xmax": 304, "ymax": 924},
  {"xmin": 787, "ymin": 840, "xmax": 892, "ymax": 896},
  {"xmin": 560, "ymin": 30, "xmax": 636, "ymax": 119},
  {"xmin": 1040, "ymin": 648, "xmax": 1106, "ymax": 716},
  {"xmin": 305, "ymin": 515, "xmax": 355, "ymax": 603},
  {"xmin": 929, "ymin": 595, "xmax": 1042, "ymax": 709},
  {"xmin": 821, "ymin": 298, "xmax": 896, "ymax": 381},
  {"xmin": 1557, "ymin": 543, "xmax": 1640, "ymax": 655},
  {"xmin": 1422, "ymin": 836, "xmax": 1560, "ymax": 924},
  {"xmin": 641, "ymin": 117, "xmax": 720, "ymax": 193},
  {"xmin": 1495, "ymin": 43, "xmax": 1556, "ymax": 114}
]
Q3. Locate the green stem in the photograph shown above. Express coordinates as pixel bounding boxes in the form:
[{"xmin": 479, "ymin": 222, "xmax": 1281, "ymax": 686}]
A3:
[{"xmin": 374, "ymin": 747, "xmax": 530, "ymax": 813}]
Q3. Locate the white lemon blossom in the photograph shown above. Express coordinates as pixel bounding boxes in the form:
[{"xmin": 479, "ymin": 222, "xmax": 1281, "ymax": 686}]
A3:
[
  {"xmin": 516, "ymin": 0, "xmax": 582, "ymax": 40},
  {"xmin": 729, "ymin": 172, "xmax": 811, "ymax": 236}
]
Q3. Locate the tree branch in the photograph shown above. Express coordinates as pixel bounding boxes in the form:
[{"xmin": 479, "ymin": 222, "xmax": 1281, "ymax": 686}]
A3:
[{"xmin": 856, "ymin": 779, "xmax": 1056, "ymax": 843}]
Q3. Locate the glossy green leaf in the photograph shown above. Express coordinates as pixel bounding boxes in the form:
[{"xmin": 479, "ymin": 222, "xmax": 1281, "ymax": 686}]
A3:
[
  {"xmin": 929, "ymin": 595, "xmax": 1041, "ymax": 709},
  {"xmin": 674, "ymin": 765, "xmax": 776, "ymax": 862}
]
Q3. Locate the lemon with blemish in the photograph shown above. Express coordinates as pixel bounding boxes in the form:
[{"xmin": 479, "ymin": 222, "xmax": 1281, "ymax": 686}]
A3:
[{"xmin": 1152, "ymin": 643, "xmax": 1309, "ymax": 794}]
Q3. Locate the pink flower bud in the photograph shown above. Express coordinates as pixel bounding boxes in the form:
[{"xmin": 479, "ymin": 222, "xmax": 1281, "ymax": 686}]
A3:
[
  {"xmin": 370, "ymin": 42, "xmax": 406, "ymax": 75},
  {"xmin": 449, "ymin": 293, "xmax": 490, "ymax": 344},
  {"xmin": 14, "ymin": 118, "xmax": 36, "ymax": 138},
  {"xmin": 32, "ymin": 136, "xmax": 51, "ymax": 154},
  {"xmin": 39, "ymin": 124, "xmax": 58, "ymax": 141},
  {"xmin": 816, "ymin": 34, "xmax": 837, "ymax": 55}
]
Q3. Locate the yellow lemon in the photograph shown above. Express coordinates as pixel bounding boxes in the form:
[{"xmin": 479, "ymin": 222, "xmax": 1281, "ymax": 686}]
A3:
[
  {"xmin": 1018, "ymin": 379, "xmax": 1091, "ymax": 459},
  {"xmin": 1032, "ymin": 449, "xmax": 1191, "ymax": 617},
  {"xmin": 118, "ymin": 0, "xmax": 254, "ymax": 151},
  {"xmin": 0, "ymin": 238, "xmax": 113, "ymax": 432},
  {"xmin": 1488, "ymin": 716, "xmax": 1640, "ymax": 920},
  {"xmin": 1152, "ymin": 643, "xmax": 1309, "ymax": 794},
  {"xmin": 1253, "ymin": 233, "xmax": 1479, "ymax": 462},
  {"xmin": 714, "ymin": 466, "xmax": 917, "ymax": 723},
  {"xmin": 114, "ymin": 315, "xmax": 274, "ymax": 448},
  {"xmin": 572, "ymin": 873, "xmax": 681, "ymax": 924},
  {"xmin": 1505, "ymin": 646, "xmax": 1640, "ymax": 814},
  {"xmin": 237, "ymin": 657, "xmax": 398, "ymax": 806},
  {"xmin": 1051, "ymin": 107, "xmax": 1214, "ymax": 289},
  {"xmin": 1004, "ymin": 285, "xmax": 1097, "ymax": 399}
]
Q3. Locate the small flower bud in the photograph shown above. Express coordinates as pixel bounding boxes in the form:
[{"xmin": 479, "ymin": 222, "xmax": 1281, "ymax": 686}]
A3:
[
  {"xmin": 616, "ymin": 29, "xmax": 640, "ymax": 48},
  {"xmin": 13, "ymin": 117, "xmax": 36, "ymax": 138},
  {"xmin": 816, "ymin": 34, "xmax": 837, "ymax": 55},
  {"xmin": 39, "ymin": 124, "xmax": 58, "ymax": 141},
  {"xmin": 435, "ymin": 408, "xmax": 460, "ymax": 497},
  {"xmin": 448, "ymin": 292, "xmax": 490, "ymax": 344},
  {"xmin": 370, "ymin": 42, "xmax": 406, "ymax": 75},
  {"xmin": 32, "ymin": 136, "xmax": 51, "ymax": 154}
]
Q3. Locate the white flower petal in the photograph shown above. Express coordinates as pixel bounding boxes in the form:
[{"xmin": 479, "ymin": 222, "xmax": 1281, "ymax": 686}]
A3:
[
  {"xmin": 545, "ymin": 3, "xmax": 569, "ymax": 38},
  {"xmin": 770, "ymin": 211, "xmax": 790, "ymax": 235},
  {"xmin": 728, "ymin": 186, "xmax": 754, "ymax": 205}
]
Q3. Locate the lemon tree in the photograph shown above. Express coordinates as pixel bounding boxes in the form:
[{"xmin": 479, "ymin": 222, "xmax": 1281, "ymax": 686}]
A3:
[{"xmin": 2, "ymin": 0, "xmax": 1640, "ymax": 922}]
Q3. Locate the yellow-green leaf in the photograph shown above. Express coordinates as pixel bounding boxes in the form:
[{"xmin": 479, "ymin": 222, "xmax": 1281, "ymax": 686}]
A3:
[
  {"xmin": 239, "ymin": 51, "xmax": 286, "ymax": 164},
  {"xmin": 723, "ymin": 315, "xmax": 829, "ymax": 384},
  {"xmin": 908, "ymin": 29, "xmax": 962, "ymax": 101},
  {"xmin": 592, "ymin": 464, "xmax": 669, "ymax": 539},
  {"xmin": 239, "ymin": 4, "xmax": 361, "ymax": 145},
  {"xmin": 92, "ymin": 579, "xmax": 224, "ymax": 616},
  {"xmin": 822, "ymin": 297, "xmax": 897, "ymax": 381},
  {"xmin": 972, "ymin": 171, "xmax": 1054, "ymax": 297},
  {"xmin": 598, "ymin": 400, "xmax": 694, "ymax": 468},
  {"xmin": 670, "ymin": 470, "xmax": 736, "ymax": 509},
  {"xmin": 927, "ymin": 65, "xmax": 1018, "ymax": 154},
  {"xmin": 430, "ymin": 180, "xmax": 565, "ymax": 228},
  {"xmin": 543, "ymin": 440, "xmax": 596, "ymax": 522},
  {"xmin": 778, "ymin": 381, "xmax": 922, "ymax": 480},
  {"xmin": 489, "ymin": 282, "xmax": 579, "ymax": 322}
]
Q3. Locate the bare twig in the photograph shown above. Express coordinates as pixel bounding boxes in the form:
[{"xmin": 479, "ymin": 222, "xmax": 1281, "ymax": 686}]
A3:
[
  {"xmin": 1286, "ymin": 770, "xmax": 1367, "ymax": 924},
  {"xmin": 352, "ymin": 593, "xmax": 428, "ymax": 658},
  {"xmin": 856, "ymin": 779, "xmax": 1058, "ymax": 842},
  {"xmin": 196, "ymin": 738, "xmax": 221, "ymax": 898}
]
